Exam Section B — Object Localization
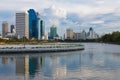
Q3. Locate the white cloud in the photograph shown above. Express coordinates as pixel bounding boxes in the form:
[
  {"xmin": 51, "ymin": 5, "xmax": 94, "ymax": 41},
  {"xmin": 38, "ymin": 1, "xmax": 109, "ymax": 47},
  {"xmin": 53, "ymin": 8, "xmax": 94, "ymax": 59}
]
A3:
[
  {"xmin": 96, "ymin": 0, "xmax": 105, "ymax": 4},
  {"xmin": 41, "ymin": 5, "xmax": 67, "ymax": 26},
  {"xmin": 90, "ymin": 20, "xmax": 104, "ymax": 24},
  {"xmin": 48, "ymin": 5, "xmax": 67, "ymax": 19}
]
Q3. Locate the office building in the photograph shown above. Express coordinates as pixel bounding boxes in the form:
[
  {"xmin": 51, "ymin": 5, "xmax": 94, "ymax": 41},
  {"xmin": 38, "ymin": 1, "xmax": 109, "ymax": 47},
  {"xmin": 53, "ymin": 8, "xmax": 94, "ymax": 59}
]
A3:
[
  {"xmin": 40, "ymin": 20, "xmax": 45, "ymax": 39},
  {"xmin": 73, "ymin": 33, "xmax": 81, "ymax": 40},
  {"xmin": 16, "ymin": 12, "xmax": 29, "ymax": 39},
  {"xmin": 87, "ymin": 27, "xmax": 99, "ymax": 39},
  {"xmin": 81, "ymin": 30, "xmax": 87, "ymax": 40},
  {"xmin": 28, "ymin": 9, "xmax": 39, "ymax": 39},
  {"xmin": 66, "ymin": 28, "xmax": 74, "ymax": 39},
  {"xmin": 2, "ymin": 21, "xmax": 8, "ymax": 38},
  {"xmin": 10, "ymin": 25, "xmax": 15, "ymax": 33},
  {"xmin": 50, "ymin": 25, "xmax": 57, "ymax": 39},
  {"xmin": 37, "ymin": 12, "xmax": 41, "ymax": 40}
]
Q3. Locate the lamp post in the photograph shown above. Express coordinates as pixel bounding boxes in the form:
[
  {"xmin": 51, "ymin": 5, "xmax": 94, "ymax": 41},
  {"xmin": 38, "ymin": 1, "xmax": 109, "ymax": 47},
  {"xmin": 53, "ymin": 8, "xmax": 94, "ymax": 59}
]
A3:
[
  {"xmin": 23, "ymin": 36, "xmax": 25, "ymax": 48},
  {"xmin": 23, "ymin": 23, "xmax": 26, "ymax": 48}
]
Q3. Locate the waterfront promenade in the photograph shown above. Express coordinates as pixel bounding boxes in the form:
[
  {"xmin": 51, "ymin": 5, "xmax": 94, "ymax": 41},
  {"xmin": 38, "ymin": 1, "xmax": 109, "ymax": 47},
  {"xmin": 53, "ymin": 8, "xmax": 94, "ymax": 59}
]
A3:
[{"xmin": 0, "ymin": 43, "xmax": 84, "ymax": 53}]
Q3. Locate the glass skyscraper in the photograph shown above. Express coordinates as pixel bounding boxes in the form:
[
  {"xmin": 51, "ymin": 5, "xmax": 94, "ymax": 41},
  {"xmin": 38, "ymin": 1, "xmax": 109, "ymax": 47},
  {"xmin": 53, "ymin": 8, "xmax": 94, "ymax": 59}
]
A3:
[
  {"xmin": 50, "ymin": 25, "xmax": 57, "ymax": 39},
  {"xmin": 10, "ymin": 25, "xmax": 15, "ymax": 33},
  {"xmin": 28, "ymin": 9, "xmax": 38, "ymax": 39},
  {"xmin": 40, "ymin": 20, "xmax": 45, "ymax": 39}
]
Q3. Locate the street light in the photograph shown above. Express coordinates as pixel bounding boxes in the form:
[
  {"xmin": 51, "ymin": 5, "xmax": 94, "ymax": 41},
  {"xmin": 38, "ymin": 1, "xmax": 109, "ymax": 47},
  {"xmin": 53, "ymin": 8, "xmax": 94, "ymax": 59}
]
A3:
[{"xmin": 23, "ymin": 36, "xmax": 25, "ymax": 48}]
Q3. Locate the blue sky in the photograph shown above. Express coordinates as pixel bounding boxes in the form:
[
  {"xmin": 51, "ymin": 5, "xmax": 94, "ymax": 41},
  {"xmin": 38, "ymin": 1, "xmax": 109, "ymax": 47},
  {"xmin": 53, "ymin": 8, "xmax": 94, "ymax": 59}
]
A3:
[{"xmin": 0, "ymin": 0, "xmax": 120, "ymax": 35}]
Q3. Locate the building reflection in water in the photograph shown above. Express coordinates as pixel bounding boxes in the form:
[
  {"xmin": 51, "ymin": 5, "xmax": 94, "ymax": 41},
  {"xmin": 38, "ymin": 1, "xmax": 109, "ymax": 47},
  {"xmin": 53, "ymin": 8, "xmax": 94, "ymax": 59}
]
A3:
[
  {"xmin": 41, "ymin": 55, "xmax": 67, "ymax": 79},
  {"xmin": 0, "ymin": 56, "xmax": 15, "ymax": 76},
  {"xmin": 38, "ymin": 56, "xmax": 44, "ymax": 71},
  {"xmin": 29, "ymin": 57, "xmax": 39, "ymax": 77},
  {"xmin": 0, "ymin": 52, "xmax": 83, "ymax": 79},
  {"xmin": 0, "ymin": 52, "xmax": 83, "ymax": 80},
  {"xmin": 16, "ymin": 55, "xmax": 29, "ymax": 80},
  {"xmin": 15, "ymin": 55, "xmax": 45, "ymax": 80},
  {"xmin": 2, "ymin": 57, "xmax": 9, "ymax": 65},
  {"xmin": 53, "ymin": 67, "xmax": 67, "ymax": 79}
]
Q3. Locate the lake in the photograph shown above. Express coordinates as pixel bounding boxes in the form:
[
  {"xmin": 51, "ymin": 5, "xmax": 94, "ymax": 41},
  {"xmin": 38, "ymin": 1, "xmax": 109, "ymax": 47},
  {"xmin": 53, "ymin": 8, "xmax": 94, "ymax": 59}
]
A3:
[{"xmin": 0, "ymin": 43, "xmax": 120, "ymax": 80}]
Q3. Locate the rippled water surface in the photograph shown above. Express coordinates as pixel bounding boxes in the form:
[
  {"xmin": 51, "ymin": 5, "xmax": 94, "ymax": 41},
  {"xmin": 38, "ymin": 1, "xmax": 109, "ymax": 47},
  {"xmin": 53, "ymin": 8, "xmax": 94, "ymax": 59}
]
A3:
[{"xmin": 0, "ymin": 43, "xmax": 120, "ymax": 80}]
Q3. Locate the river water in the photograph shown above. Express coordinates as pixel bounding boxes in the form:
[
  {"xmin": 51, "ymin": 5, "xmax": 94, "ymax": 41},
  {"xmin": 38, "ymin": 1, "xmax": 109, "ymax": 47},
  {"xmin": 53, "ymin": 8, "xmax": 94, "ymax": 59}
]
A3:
[{"xmin": 0, "ymin": 43, "xmax": 120, "ymax": 80}]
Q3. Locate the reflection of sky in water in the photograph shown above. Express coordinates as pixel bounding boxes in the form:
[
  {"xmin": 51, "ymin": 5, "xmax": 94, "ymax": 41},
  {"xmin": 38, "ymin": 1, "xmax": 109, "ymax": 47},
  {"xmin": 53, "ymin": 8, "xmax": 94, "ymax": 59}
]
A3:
[{"xmin": 0, "ymin": 43, "xmax": 120, "ymax": 80}]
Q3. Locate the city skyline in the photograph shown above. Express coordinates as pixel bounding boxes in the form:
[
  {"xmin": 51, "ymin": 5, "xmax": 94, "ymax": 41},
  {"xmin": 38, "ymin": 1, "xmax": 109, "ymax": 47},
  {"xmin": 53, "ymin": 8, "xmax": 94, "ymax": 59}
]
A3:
[{"xmin": 0, "ymin": 0, "xmax": 120, "ymax": 36}]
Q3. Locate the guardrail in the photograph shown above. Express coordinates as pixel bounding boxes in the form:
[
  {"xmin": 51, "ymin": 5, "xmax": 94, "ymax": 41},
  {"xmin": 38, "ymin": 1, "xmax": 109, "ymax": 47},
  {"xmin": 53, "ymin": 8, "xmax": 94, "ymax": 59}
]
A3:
[{"xmin": 0, "ymin": 43, "xmax": 84, "ymax": 53}]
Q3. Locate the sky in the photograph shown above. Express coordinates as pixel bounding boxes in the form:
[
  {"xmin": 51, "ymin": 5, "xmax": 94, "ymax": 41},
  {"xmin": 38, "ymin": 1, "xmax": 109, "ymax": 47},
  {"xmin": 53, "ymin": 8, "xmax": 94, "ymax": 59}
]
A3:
[{"xmin": 0, "ymin": 0, "xmax": 120, "ymax": 36}]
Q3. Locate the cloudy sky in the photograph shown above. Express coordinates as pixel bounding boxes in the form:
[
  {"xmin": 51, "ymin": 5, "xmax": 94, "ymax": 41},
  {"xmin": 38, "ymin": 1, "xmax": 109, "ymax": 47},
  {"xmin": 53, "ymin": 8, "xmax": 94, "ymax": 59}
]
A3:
[{"xmin": 0, "ymin": 0, "xmax": 120, "ymax": 35}]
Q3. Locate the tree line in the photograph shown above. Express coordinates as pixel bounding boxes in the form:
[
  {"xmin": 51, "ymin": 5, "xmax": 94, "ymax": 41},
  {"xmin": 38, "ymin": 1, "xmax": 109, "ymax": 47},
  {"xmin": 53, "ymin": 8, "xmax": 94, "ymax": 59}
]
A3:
[{"xmin": 100, "ymin": 31, "xmax": 120, "ymax": 44}]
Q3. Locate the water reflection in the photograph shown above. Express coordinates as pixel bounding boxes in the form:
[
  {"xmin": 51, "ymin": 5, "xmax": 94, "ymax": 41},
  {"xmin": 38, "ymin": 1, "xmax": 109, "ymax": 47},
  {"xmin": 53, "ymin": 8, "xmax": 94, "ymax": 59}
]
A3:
[
  {"xmin": 0, "ymin": 43, "xmax": 120, "ymax": 80},
  {"xmin": 16, "ymin": 55, "xmax": 29, "ymax": 80},
  {"xmin": 2, "ymin": 57, "xmax": 9, "ymax": 64}
]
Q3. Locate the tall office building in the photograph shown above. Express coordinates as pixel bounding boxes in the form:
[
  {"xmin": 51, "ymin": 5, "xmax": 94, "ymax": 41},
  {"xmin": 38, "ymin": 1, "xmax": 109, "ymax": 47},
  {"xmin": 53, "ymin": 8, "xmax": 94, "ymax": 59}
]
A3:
[
  {"xmin": 16, "ymin": 12, "xmax": 29, "ymax": 39},
  {"xmin": 66, "ymin": 28, "xmax": 74, "ymax": 39},
  {"xmin": 37, "ymin": 12, "xmax": 41, "ymax": 40},
  {"xmin": 87, "ymin": 27, "xmax": 99, "ymax": 39},
  {"xmin": 28, "ymin": 9, "xmax": 38, "ymax": 39},
  {"xmin": 2, "ymin": 21, "xmax": 8, "ymax": 38},
  {"xmin": 81, "ymin": 30, "xmax": 87, "ymax": 40},
  {"xmin": 73, "ymin": 33, "xmax": 81, "ymax": 40},
  {"xmin": 10, "ymin": 25, "xmax": 15, "ymax": 33},
  {"xmin": 40, "ymin": 20, "xmax": 45, "ymax": 39},
  {"xmin": 50, "ymin": 25, "xmax": 57, "ymax": 39}
]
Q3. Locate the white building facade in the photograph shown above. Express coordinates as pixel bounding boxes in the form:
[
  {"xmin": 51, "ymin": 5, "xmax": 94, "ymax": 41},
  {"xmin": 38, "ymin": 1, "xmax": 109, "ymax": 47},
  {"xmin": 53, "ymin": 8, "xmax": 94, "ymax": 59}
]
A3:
[
  {"xmin": 2, "ymin": 21, "xmax": 8, "ymax": 38},
  {"xmin": 66, "ymin": 28, "xmax": 74, "ymax": 39},
  {"xmin": 16, "ymin": 12, "xmax": 29, "ymax": 39}
]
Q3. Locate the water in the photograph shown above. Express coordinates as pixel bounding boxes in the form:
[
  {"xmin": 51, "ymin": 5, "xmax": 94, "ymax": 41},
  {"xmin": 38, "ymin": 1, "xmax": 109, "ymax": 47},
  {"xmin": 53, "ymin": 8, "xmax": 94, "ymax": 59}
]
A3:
[{"xmin": 0, "ymin": 43, "xmax": 120, "ymax": 80}]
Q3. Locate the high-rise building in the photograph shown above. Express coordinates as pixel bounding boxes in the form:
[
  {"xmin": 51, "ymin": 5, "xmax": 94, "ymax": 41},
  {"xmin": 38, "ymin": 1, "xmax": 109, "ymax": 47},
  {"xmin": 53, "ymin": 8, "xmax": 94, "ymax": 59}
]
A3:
[
  {"xmin": 10, "ymin": 25, "xmax": 15, "ymax": 33},
  {"xmin": 87, "ymin": 27, "xmax": 99, "ymax": 39},
  {"xmin": 40, "ymin": 20, "xmax": 45, "ymax": 39},
  {"xmin": 73, "ymin": 33, "xmax": 81, "ymax": 40},
  {"xmin": 37, "ymin": 12, "xmax": 41, "ymax": 40},
  {"xmin": 50, "ymin": 25, "xmax": 57, "ymax": 39},
  {"xmin": 66, "ymin": 28, "xmax": 74, "ymax": 39},
  {"xmin": 28, "ymin": 9, "xmax": 38, "ymax": 39},
  {"xmin": 16, "ymin": 12, "xmax": 29, "ymax": 39},
  {"xmin": 81, "ymin": 30, "xmax": 87, "ymax": 40},
  {"xmin": 2, "ymin": 21, "xmax": 8, "ymax": 38},
  {"xmin": 63, "ymin": 34, "xmax": 66, "ymax": 40}
]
